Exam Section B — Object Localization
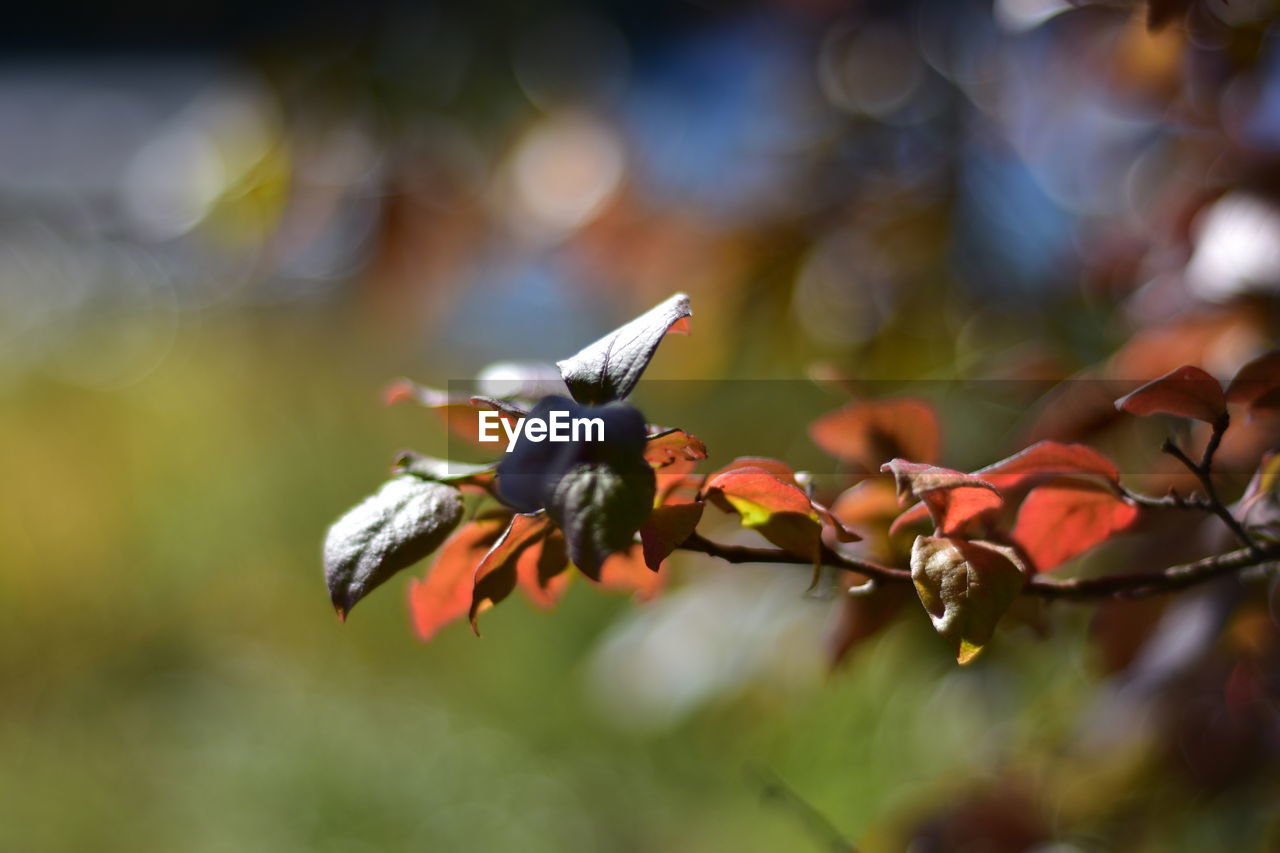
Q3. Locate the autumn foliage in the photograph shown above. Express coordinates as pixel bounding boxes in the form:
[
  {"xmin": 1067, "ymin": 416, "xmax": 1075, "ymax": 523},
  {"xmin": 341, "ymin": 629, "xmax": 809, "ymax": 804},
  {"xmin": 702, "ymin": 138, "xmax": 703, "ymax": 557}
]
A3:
[{"xmin": 325, "ymin": 296, "xmax": 1280, "ymax": 665}]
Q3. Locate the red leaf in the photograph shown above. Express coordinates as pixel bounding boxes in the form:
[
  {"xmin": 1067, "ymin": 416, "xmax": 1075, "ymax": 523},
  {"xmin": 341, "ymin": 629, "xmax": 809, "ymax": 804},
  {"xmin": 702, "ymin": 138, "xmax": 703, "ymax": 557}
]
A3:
[
  {"xmin": 810, "ymin": 396, "xmax": 942, "ymax": 469},
  {"xmin": 1114, "ymin": 365, "xmax": 1226, "ymax": 423},
  {"xmin": 408, "ymin": 516, "xmax": 507, "ymax": 642},
  {"xmin": 974, "ymin": 441, "xmax": 1121, "ymax": 491},
  {"xmin": 1011, "ymin": 483, "xmax": 1139, "ymax": 572},
  {"xmin": 639, "ymin": 502, "xmax": 705, "ymax": 571},
  {"xmin": 592, "ymin": 544, "xmax": 665, "ymax": 601},
  {"xmin": 707, "ymin": 457, "xmax": 801, "ymax": 487},
  {"xmin": 704, "ymin": 466, "xmax": 823, "ymax": 560},
  {"xmin": 469, "ymin": 513, "xmax": 550, "ymax": 631},
  {"xmin": 516, "ymin": 529, "xmax": 572, "ymax": 610},
  {"xmin": 882, "ymin": 460, "xmax": 1003, "ymax": 537},
  {"xmin": 1226, "ymin": 350, "xmax": 1280, "ymax": 414},
  {"xmin": 644, "ymin": 429, "xmax": 708, "ymax": 469}
]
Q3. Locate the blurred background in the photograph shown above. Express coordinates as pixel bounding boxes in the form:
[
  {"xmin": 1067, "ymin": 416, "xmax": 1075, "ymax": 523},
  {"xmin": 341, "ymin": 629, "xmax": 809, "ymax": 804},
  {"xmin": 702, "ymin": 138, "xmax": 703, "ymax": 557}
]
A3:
[{"xmin": 3, "ymin": 0, "xmax": 1280, "ymax": 849}]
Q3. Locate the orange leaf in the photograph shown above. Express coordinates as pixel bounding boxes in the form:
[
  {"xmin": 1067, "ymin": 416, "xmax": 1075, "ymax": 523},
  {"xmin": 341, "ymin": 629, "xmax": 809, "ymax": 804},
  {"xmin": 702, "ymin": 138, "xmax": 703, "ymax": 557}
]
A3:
[
  {"xmin": 882, "ymin": 460, "xmax": 1003, "ymax": 537},
  {"xmin": 704, "ymin": 466, "xmax": 823, "ymax": 560},
  {"xmin": 469, "ymin": 513, "xmax": 551, "ymax": 631},
  {"xmin": 592, "ymin": 544, "xmax": 665, "ymax": 600},
  {"xmin": 1114, "ymin": 365, "xmax": 1226, "ymax": 423},
  {"xmin": 639, "ymin": 502, "xmax": 704, "ymax": 570},
  {"xmin": 516, "ymin": 529, "xmax": 572, "ymax": 610},
  {"xmin": 1011, "ymin": 483, "xmax": 1139, "ymax": 572},
  {"xmin": 974, "ymin": 440, "xmax": 1121, "ymax": 491},
  {"xmin": 408, "ymin": 516, "xmax": 508, "ymax": 642},
  {"xmin": 810, "ymin": 396, "xmax": 942, "ymax": 469},
  {"xmin": 644, "ymin": 429, "xmax": 708, "ymax": 469}
]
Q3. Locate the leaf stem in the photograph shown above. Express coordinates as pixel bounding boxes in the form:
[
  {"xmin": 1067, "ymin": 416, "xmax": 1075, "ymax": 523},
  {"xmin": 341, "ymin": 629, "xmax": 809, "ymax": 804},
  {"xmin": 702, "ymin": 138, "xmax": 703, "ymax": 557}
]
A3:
[{"xmin": 1159, "ymin": 414, "xmax": 1260, "ymax": 554}]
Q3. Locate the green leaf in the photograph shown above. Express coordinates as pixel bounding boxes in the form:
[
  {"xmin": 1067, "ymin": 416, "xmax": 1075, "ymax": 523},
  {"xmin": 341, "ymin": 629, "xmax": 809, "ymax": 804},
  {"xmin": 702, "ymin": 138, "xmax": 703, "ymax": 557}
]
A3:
[
  {"xmin": 556, "ymin": 293, "xmax": 691, "ymax": 405},
  {"xmin": 546, "ymin": 460, "xmax": 656, "ymax": 579},
  {"xmin": 910, "ymin": 535, "xmax": 1027, "ymax": 665},
  {"xmin": 324, "ymin": 476, "xmax": 464, "ymax": 619}
]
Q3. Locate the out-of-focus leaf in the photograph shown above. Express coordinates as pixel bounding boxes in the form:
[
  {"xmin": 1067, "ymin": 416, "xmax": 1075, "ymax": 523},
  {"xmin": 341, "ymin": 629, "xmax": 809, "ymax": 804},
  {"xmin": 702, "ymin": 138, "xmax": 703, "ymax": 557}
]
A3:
[
  {"xmin": 1114, "ymin": 365, "xmax": 1226, "ymax": 423},
  {"xmin": 1226, "ymin": 350, "xmax": 1280, "ymax": 415},
  {"xmin": 910, "ymin": 535, "xmax": 1027, "ymax": 665},
  {"xmin": 826, "ymin": 579, "xmax": 915, "ymax": 669},
  {"xmin": 1147, "ymin": 0, "xmax": 1192, "ymax": 31},
  {"xmin": 408, "ymin": 515, "xmax": 507, "ymax": 641},
  {"xmin": 704, "ymin": 466, "xmax": 825, "ymax": 561},
  {"xmin": 516, "ymin": 529, "xmax": 572, "ymax": 610},
  {"xmin": 391, "ymin": 451, "xmax": 496, "ymax": 487},
  {"xmin": 469, "ymin": 512, "xmax": 550, "ymax": 631},
  {"xmin": 644, "ymin": 428, "xmax": 708, "ymax": 469},
  {"xmin": 883, "ymin": 460, "xmax": 1003, "ymax": 537},
  {"xmin": 547, "ymin": 459, "xmax": 656, "ymax": 580},
  {"xmin": 974, "ymin": 440, "xmax": 1122, "ymax": 492},
  {"xmin": 324, "ymin": 476, "xmax": 464, "ymax": 619},
  {"xmin": 809, "ymin": 396, "xmax": 942, "ymax": 470},
  {"xmin": 639, "ymin": 501, "xmax": 704, "ymax": 570},
  {"xmin": 556, "ymin": 292, "xmax": 691, "ymax": 405},
  {"xmin": 385, "ymin": 380, "xmax": 523, "ymax": 448},
  {"xmin": 708, "ymin": 456, "xmax": 801, "ymax": 486},
  {"xmin": 591, "ymin": 544, "xmax": 665, "ymax": 601},
  {"xmin": 1235, "ymin": 451, "xmax": 1280, "ymax": 541},
  {"xmin": 1011, "ymin": 483, "xmax": 1139, "ymax": 572}
]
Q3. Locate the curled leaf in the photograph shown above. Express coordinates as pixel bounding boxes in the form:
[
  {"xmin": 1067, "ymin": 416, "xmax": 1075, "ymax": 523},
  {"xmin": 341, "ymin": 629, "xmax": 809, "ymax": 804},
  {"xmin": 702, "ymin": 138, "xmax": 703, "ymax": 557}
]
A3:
[
  {"xmin": 911, "ymin": 536, "xmax": 1027, "ymax": 665},
  {"xmin": 469, "ymin": 513, "xmax": 551, "ymax": 631},
  {"xmin": 810, "ymin": 396, "xmax": 942, "ymax": 470},
  {"xmin": 1010, "ymin": 483, "xmax": 1139, "ymax": 573},
  {"xmin": 324, "ymin": 476, "xmax": 464, "ymax": 619},
  {"xmin": 882, "ymin": 460, "xmax": 1003, "ymax": 537},
  {"xmin": 644, "ymin": 428, "xmax": 708, "ymax": 469},
  {"xmin": 556, "ymin": 293, "xmax": 691, "ymax": 405},
  {"xmin": 1114, "ymin": 365, "xmax": 1226, "ymax": 424}
]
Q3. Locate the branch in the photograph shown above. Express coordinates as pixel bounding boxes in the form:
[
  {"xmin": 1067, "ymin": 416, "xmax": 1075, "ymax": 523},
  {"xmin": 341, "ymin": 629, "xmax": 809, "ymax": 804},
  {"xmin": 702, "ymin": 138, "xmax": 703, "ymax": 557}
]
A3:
[
  {"xmin": 1160, "ymin": 413, "xmax": 1260, "ymax": 554},
  {"xmin": 677, "ymin": 534, "xmax": 1280, "ymax": 601}
]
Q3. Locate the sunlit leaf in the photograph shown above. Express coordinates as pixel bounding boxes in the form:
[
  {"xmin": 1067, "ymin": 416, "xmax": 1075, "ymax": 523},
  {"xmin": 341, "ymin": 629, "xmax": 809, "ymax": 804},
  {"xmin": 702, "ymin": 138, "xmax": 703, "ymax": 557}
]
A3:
[
  {"xmin": 704, "ymin": 466, "xmax": 824, "ymax": 560},
  {"xmin": 408, "ymin": 515, "xmax": 508, "ymax": 641},
  {"xmin": 644, "ymin": 428, "xmax": 708, "ymax": 469},
  {"xmin": 974, "ymin": 440, "xmax": 1122, "ymax": 492},
  {"xmin": 1114, "ymin": 365, "xmax": 1226, "ymax": 424},
  {"xmin": 911, "ymin": 535, "xmax": 1027, "ymax": 665},
  {"xmin": 556, "ymin": 292, "xmax": 692, "ymax": 405},
  {"xmin": 1011, "ymin": 483, "xmax": 1139, "ymax": 572},
  {"xmin": 324, "ymin": 476, "xmax": 464, "ymax": 619},
  {"xmin": 1234, "ymin": 451, "xmax": 1280, "ymax": 541},
  {"xmin": 469, "ymin": 513, "xmax": 551, "ymax": 631},
  {"xmin": 809, "ymin": 396, "xmax": 941, "ymax": 470},
  {"xmin": 639, "ymin": 501, "xmax": 704, "ymax": 570},
  {"xmin": 882, "ymin": 460, "xmax": 1003, "ymax": 537}
]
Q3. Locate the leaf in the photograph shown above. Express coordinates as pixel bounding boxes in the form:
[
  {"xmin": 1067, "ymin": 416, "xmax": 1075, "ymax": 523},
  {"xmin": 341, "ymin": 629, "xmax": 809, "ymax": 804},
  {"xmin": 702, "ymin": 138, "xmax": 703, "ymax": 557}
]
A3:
[
  {"xmin": 709, "ymin": 456, "xmax": 801, "ymax": 487},
  {"xmin": 324, "ymin": 476, "xmax": 464, "ymax": 619},
  {"xmin": 516, "ymin": 529, "xmax": 572, "ymax": 610},
  {"xmin": 703, "ymin": 466, "xmax": 825, "ymax": 561},
  {"xmin": 1226, "ymin": 350, "xmax": 1280, "ymax": 415},
  {"xmin": 973, "ymin": 441, "xmax": 1121, "ymax": 492},
  {"xmin": 910, "ymin": 536, "xmax": 1027, "ymax": 665},
  {"xmin": 391, "ymin": 451, "xmax": 496, "ymax": 486},
  {"xmin": 556, "ymin": 292, "xmax": 692, "ymax": 405},
  {"xmin": 547, "ymin": 459, "xmax": 657, "ymax": 580},
  {"xmin": 1114, "ymin": 365, "xmax": 1226, "ymax": 424},
  {"xmin": 408, "ymin": 515, "xmax": 508, "ymax": 641},
  {"xmin": 809, "ymin": 396, "xmax": 942, "ymax": 470},
  {"xmin": 591, "ymin": 544, "xmax": 665, "ymax": 601},
  {"xmin": 1010, "ymin": 483, "xmax": 1139, "ymax": 573},
  {"xmin": 384, "ymin": 380, "xmax": 524, "ymax": 448},
  {"xmin": 644, "ymin": 428, "xmax": 708, "ymax": 469},
  {"xmin": 639, "ymin": 502, "xmax": 704, "ymax": 570},
  {"xmin": 469, "ymin": 513, "xmax": 551, "ymax": 631},
  {"xmin": 882, "ymin": 460, "xmax": 1003, "ymax": 537},
  {"xmin": 1236, "ymin": 452, "xmax": 1280, "ymax": 541}
]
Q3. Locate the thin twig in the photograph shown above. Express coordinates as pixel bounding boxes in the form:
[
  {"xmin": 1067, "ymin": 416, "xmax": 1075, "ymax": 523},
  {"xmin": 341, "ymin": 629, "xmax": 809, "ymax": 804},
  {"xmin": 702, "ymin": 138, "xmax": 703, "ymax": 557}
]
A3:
[
  {"xmin": 676, "ymin": 535, "xmax": 1280, "ymax": 601},
  {"xmin": 1160, "ymin": 414, "xmax": 1260, "ymax": 554}
]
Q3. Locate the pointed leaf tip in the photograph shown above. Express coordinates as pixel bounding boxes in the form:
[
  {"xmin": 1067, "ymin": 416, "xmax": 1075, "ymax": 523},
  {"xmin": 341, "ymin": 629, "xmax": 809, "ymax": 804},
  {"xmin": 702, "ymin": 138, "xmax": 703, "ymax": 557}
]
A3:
[{"xmin": 556, "ymin": 293, "xmax": 692, "ymax": 404}]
